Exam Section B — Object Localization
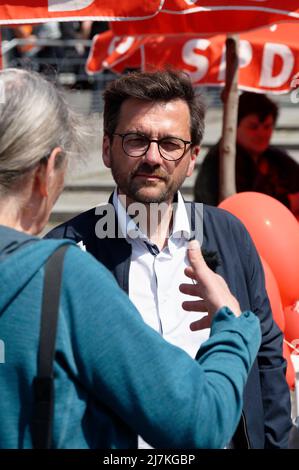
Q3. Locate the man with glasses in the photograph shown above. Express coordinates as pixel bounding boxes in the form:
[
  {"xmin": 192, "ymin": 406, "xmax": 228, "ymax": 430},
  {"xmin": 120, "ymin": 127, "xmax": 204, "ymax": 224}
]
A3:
[{"xmin": 46, "ymin": 70, "xmax": 291, "ymax": 449}]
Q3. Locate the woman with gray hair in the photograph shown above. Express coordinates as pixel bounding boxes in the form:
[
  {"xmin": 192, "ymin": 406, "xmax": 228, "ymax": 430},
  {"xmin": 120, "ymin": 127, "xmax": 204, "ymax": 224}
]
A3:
[{"xmin": 0, "ymin": 68, "xmax": 261, "ymax": 449}]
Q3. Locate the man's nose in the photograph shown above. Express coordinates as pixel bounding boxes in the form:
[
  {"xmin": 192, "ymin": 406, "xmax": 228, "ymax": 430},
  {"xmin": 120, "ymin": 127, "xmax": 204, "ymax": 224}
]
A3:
[{"xmin": 143, "ymin": 141, "xmax": 163, "ymax": 164}]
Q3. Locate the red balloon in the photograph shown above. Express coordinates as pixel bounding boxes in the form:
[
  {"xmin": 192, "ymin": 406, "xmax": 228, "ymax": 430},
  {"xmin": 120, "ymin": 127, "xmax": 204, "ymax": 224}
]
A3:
[
  {"xmin": 282, "ymin": 341, "xmax": 295, "ymax": 390},
  {"xmin": 219, "ymin": 192, "xmax": 299, "ymax": 306},
  {"xmin": 261, "ymin": 257, "xmax": 285, "ymax": 332},
  {"xmin": 284, "ymin": 304, "xmax": 299, "ymax": 345}
]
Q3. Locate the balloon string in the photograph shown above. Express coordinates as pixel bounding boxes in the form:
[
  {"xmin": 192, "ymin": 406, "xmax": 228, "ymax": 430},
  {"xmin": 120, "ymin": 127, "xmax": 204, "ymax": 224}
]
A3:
[{"xmin": 284, "ymin": 339, "xmax": 299, "ymax": 355}]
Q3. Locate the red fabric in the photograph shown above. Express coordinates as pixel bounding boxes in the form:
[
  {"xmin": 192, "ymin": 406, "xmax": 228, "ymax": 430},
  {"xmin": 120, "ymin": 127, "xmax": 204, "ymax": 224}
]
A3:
[
  {"xmin": 0, "ymin": 0, "xmax": 162, "ymax": 24},
  {"xmin": 86, "ymin": 24, "xmax": 299, "ymax": 93},
  {"xmin": 112, "ymin": 1, "xmax": 299, "ymax": 36}
]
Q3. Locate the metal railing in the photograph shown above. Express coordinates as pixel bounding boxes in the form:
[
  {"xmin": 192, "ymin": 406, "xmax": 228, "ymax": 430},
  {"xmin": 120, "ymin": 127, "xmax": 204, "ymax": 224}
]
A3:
[
  {"xmin": 1, "ymin": 37, "xmax": 296, "ymax": 110},
  {"xmin": 2, "ymin": 37, "xmax": 112, "ymax": 86}
]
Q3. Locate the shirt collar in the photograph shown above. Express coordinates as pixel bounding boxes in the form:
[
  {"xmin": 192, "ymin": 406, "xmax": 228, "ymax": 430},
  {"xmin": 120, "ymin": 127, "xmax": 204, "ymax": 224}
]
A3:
[
  {"xmin": 112, "ymin": 189, "xmax": 191, "ymax": 244},
  {"xmin": 172, "ymin": 191, "xmax": 191, "ymax": 240},
  {"xmin": 112, "ymin": 190, "xmax": 147, "ymax": 241}
]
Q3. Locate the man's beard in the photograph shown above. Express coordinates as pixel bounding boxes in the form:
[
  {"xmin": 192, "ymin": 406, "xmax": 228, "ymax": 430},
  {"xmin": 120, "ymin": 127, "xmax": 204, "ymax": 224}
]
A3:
[{"xmin": 110, "ymin": 160, "xmax": 186, "ymax": 204}]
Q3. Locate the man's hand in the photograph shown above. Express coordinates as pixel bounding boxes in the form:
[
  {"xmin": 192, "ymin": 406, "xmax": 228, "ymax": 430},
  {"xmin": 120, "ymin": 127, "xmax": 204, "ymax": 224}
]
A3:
[{"xmin": 180, "ymin": 239, "xmax": 241, "ymax": 331}]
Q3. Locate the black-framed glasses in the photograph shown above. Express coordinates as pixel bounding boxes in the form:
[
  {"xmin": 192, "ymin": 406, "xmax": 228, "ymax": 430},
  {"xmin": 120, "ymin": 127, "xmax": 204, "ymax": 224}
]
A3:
[{"xmin": 112, "ymin": 132, "xmax": 192, "ymax": 161}]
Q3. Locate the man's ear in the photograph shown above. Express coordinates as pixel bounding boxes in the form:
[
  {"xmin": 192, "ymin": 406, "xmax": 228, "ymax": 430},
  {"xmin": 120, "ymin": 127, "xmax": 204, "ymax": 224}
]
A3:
[
  {"xmin": 186, "ymin": 145, "xmax": 200, "ymax": 177},
  {"xmin": 102, "ymin": 134, "xmax": 112, "ymax": 168},
  {"xmin": 34, "ymin": 147, "xmax": 62, "ymax": 197}
]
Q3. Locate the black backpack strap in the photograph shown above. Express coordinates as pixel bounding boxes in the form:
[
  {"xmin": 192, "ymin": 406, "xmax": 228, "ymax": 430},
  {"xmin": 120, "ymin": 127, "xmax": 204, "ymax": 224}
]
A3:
[{"xmin": 32, "ymin": 244, "xmax": 69, "ymax": 449}]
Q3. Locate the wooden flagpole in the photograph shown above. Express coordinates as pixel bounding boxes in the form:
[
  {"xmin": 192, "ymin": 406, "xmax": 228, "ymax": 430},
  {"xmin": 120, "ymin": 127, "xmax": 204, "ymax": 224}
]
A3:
[{"xmin": 219, "ymin": 35, "xmax": 239, "ymax": 202}]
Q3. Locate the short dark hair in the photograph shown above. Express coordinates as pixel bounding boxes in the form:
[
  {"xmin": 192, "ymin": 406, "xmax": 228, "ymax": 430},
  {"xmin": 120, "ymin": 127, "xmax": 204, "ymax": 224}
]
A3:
[
  {"xmin": 103, "ymin": 69, "xmax": 205, "ymax": 146},
  {"xmin": 238, "ymin": 92, "xmax": 279, "ymax": 125}
]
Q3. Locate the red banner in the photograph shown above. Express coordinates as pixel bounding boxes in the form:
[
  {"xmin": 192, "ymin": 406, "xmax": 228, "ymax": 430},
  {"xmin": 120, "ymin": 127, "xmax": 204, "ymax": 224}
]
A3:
[
  {"xmin": 87, "ymin": 24, "xmax": 299, "ymax": 94},
  {"xmin": 112, "ymin": 0, "xmax": 299, "ymax": 36},
  {"xmin": 0, "ymin": 0, "xmax": 163, "ymax": 25}
]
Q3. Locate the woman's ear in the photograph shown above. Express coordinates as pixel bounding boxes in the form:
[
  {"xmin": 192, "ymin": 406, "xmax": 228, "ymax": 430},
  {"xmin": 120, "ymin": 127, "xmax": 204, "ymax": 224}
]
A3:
[{"xmin": 34, "ymin": 147, "xmax": 63, "ymax": 197}]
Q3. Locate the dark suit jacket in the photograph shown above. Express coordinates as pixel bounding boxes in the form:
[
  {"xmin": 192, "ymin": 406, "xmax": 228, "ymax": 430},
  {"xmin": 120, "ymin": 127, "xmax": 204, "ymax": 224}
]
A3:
[{"xmin": 46, "ymin": 197, "xmax": 292, "ymax": 448}]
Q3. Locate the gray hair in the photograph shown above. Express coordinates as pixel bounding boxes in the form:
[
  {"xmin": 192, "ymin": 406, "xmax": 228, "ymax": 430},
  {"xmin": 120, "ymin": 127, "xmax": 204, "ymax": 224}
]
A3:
[{"xmin": 0, "ymin": 68, "xmax": 86, "ymax": 194}]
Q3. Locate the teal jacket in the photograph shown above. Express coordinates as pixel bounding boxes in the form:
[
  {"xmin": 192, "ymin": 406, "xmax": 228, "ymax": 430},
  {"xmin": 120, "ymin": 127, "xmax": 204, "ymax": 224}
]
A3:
[{"xmin": 0, "ymin": 225, "xmax": 261, "ymax": 449}]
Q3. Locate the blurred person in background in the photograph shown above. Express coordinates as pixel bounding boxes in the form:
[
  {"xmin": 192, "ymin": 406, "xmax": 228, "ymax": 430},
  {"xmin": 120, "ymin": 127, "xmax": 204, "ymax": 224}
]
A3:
[{"xmin": 194, "ymin": 91, "xmax": 299, "ymax": 213}]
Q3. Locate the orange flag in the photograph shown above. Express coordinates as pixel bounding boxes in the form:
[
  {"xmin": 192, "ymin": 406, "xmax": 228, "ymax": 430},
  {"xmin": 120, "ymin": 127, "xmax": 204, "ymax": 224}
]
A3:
[
  {"xmin": 86, "ymin": 24, "xmax": 299, "ymax": 94},
  {"xmin": 112, "ymin": 0, "xmax": 299, "ymax": 36},
  {"xmin": 0, "ymin": 0, "xmax": 163, "ymax": 24}
]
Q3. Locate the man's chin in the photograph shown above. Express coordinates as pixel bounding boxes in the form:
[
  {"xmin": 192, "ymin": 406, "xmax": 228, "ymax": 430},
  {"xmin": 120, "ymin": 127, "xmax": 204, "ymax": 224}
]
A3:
[{"xmin": 130, "ymin": 187, "xmax": 171, "ymax": 204}]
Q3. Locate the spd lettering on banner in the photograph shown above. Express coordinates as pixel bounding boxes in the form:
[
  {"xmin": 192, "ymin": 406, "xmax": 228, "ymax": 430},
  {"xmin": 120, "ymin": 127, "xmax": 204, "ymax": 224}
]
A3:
[
  {"xmin": 259, "ymin": 43, "xmax": 294, "ymax": 88},
  {"xmin": 182, "ymin": 39, "xmax": 210, "ymax": 82}
]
